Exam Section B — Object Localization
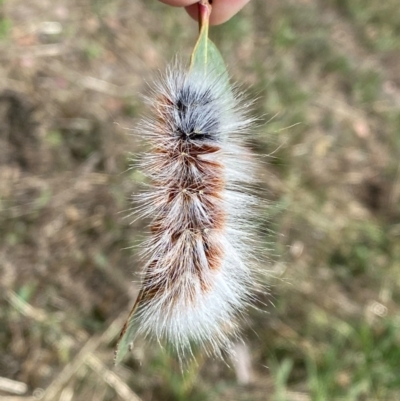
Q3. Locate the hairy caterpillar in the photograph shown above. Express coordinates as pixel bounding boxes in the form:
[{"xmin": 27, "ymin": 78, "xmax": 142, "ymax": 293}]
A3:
[
  {"xmin": 114, "ymin": 1, "xmax": 263, "ymax": 364},
  {"xmin": 115, "ymin": 63, "xmax": 261, "ymax": 362}
]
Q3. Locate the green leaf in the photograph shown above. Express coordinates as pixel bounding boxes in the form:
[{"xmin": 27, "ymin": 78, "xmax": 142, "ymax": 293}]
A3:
[
  {"xmin": 114, "ymin": 321, "xmax": 136, "ymax": 365},
  {"xmin": 114, "ymin": 290, "xmax": 143, "ymax": 365},
  {"xmin": 189, "ymin": 4, "xmax": 229, "ymax": 88}
]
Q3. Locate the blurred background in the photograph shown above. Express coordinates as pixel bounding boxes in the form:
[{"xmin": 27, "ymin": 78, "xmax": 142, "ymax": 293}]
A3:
[{"xmin": 1, "ymin": 0, "xmax": 400, "ymax": 400}]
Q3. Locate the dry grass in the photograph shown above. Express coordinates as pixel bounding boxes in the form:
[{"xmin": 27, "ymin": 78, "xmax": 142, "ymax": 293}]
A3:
[{"xmin": 1, "ymin": 0, "xmax": 400, "ymax": 400}]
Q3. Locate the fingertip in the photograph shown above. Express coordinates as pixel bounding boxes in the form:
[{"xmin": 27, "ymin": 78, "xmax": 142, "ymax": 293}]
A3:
[
  {"xmin": 185, "ymin": 0, "xmax": 250, "ymax": 25},
  {"xmin": 185, "ymin": 4, "xmax": 200, "ymax": 23},
  {"xmin": 159, "ymin": 0, "xmax": 197, "ymax": 7}
]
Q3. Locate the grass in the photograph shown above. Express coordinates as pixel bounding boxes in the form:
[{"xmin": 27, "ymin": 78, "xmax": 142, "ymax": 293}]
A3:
[{"xmin": 0, "ymin": 0, "xmax": 400, "ymax": 400}]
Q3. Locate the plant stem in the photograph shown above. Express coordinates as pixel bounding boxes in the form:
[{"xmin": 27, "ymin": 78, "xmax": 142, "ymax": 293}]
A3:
[{"xmin": 198, "ymin": 0, "xmax": 212, "ymax": 32}]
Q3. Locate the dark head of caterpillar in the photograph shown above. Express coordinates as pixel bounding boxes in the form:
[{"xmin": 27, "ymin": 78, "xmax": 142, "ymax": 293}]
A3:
[{"xmin": 174, "ymin": 85, "xmax": 220, "ymax": 142}]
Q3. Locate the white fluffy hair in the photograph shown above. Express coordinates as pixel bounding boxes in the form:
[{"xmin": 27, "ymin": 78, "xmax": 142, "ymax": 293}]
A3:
[{"xmin": 119, "ymin": 63, "xmax": 260, "ymax": 359}]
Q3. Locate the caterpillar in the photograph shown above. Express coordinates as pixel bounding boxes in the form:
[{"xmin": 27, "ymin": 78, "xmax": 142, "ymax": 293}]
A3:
[{"xmin": 116, "ymin": 64, "xmax": 260, "ymax": 361}]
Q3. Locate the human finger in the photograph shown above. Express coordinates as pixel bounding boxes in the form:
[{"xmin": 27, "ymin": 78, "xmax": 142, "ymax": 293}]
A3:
[
  {"xmin": 185, "ymin": 0, "xmax": 250, "ymax": 25},
  {"xmin": 158, "ymin": 0, "xmax": 197, "ymax": 7}
]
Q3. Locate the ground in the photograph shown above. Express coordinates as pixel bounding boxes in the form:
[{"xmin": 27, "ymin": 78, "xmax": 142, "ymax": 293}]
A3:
[{"xmin": 1, "ymin": 0, "xmax": 400, "ymax": 400}]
